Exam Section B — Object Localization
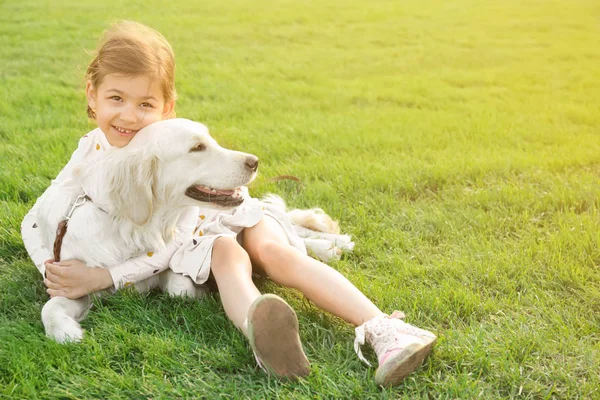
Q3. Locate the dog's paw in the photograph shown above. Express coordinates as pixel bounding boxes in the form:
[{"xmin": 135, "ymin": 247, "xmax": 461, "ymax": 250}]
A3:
[
  {"xmin": 45, "ymin": 315, "xmax": 85, "ymax": 344},
  {"xmin": 166, "ymin": 275, "xmax": 199, "ymax": 298},
  {"xmin": 159, "ymin": 269, "xmax": 209, "ymax": 299}
]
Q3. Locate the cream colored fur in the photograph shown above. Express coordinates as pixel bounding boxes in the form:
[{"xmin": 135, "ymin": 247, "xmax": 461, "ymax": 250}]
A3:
[
  {"xmin": 261, "ymin": 194, "xmax": 354, "ymax": 261},
  {"xmin": 38, "ymin": 119, "xmax": 257, "ymax": 343}
]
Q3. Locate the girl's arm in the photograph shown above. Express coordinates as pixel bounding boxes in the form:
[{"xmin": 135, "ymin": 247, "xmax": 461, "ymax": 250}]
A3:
[
  {"xmin": 21, "ymin": 134, "xmax": 92, "ymax": 276},
  {"xmin": 45, "ymin": 206, "xmax": 199, "ymax": 298},
  {"xmin": 107, "ymin": 206, "xmax": 198, "ymax": 289}
]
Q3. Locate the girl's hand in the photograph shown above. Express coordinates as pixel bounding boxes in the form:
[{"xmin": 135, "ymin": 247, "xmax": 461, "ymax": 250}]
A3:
[{"xmin": 44, "ymin": 259, "xmax": 114, "ymax": 299}]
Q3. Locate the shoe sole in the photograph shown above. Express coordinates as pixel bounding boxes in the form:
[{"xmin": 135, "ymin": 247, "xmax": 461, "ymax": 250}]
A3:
[
  {"xmin": 247, "ymin": 294, "xmax": 311, "ymax": 379},
  {"xmin": 374, "ymin": 338, "xmax": 437, "ymax": 387}
]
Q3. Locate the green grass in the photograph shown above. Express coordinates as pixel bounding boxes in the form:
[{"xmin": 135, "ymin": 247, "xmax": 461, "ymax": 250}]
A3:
[{"xmin": 1, "ymin": 0, "xmax": 600, "ymax": 398}]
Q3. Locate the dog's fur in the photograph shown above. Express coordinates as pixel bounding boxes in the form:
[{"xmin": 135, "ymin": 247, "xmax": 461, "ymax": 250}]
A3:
[
  {"xmin": 38, "ymin": 119, "xmax": 259, "ymax": 343},
  {"xmin": 37, "ymin": 118, "xmax": 348, "ymax": 344}
]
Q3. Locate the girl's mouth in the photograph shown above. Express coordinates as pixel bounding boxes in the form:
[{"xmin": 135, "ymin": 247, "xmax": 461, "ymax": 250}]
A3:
[{"xmin": 112, "ymin": 125, "xmax": 138, "ymax": 136}]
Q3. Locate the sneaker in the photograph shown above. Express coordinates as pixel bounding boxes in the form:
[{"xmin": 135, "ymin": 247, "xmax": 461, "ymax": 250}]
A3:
[
  {"xmin": 354, "ymin": 311, "xmax": 437, "ymax": 386},
  {"xmin": 247, "ymin": 294, "xmax": 311, "ymax": 379}
]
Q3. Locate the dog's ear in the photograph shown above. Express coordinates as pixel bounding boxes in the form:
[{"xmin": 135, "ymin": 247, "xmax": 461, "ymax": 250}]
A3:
[{"xmin": 107, "ymin": 149, "xmax": 157, "ymax": 226}]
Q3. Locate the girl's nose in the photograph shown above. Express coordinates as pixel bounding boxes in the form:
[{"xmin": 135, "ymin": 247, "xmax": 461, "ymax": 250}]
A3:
[{"xmin": 120, "ymin": 105, "xmax": 138, "ymax": 123}]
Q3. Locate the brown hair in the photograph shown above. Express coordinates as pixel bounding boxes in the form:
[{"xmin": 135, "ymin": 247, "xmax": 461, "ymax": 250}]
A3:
[{"xmin": 86, "ymin": 21, "xmax": 177, "ymax": 118}]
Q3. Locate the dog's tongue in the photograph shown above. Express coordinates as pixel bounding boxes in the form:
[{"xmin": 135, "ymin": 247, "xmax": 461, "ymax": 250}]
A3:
[{"xmin": 194, "ymin": 185, "xmax": 236, "ymax": 196}]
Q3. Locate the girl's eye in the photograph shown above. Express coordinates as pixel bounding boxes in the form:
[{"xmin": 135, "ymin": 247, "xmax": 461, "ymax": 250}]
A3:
[
  {"xmin": 141, "ymin": 102, "xmax": 154, "ymax": 108},
  {"xmin": 109, "ymin": 96, "xmax": 122, "ymax": 101}
]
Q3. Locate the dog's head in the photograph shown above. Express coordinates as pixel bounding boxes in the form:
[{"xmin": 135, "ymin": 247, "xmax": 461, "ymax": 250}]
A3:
[{"xmin": 78, "ymin": 119, "xmax": 258, "ymax": 225}]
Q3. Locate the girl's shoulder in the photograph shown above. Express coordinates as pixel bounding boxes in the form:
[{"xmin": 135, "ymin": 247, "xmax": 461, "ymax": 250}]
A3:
[
  {"xmin": 66, "ymin": 128, "xmax": 110, "ymax": 165},
  {"xmin": 79, "ymin": 128, "xmax": 106, "ymax": 146},
  {"xmin": 73, "ymin": 128, "xmax": 111, "ymax": 156}
]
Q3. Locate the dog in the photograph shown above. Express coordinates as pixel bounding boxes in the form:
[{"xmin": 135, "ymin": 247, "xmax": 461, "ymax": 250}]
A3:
[
  {"xmin": 36, "ymin": 118, "xmax": 354, "ymax": 344},
  {"xmin": 37, "ymin": 118, "xmax": 259, "ymax": 343}
]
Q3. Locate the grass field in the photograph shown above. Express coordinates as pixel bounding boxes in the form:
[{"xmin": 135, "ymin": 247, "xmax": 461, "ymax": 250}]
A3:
[{"xmin": 1, "ymin": 0, "xmax": 599, "ymax": 398}]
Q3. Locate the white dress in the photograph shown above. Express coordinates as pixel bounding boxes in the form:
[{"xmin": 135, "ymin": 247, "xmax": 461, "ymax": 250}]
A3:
[
  {"xmin": 22, "ymin": 129, "xmax": 354, "ymax": 288},
  {"xmin": 170, "ymin": 189, "xmax": 308, "ymax": 284}
]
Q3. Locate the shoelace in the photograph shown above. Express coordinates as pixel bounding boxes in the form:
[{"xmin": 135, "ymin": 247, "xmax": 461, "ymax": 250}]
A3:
[
  {"xmin": 354, "ymin": 323, "xmax": 371, "ymax": 366},
  {"xmin": 354, "ymin": 311, "xmax": 406, "ymax": 367}
]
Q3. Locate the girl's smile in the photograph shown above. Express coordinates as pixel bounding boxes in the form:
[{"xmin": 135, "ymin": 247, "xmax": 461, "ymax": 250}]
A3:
[
  {"xmin": 86, "ymin": 74, "xmax": 174, "ymax": 147},
  {"xmin": 111, "ymin": 125, "xmax": 140, "ymax": 141},
  {"xmin": 112, "ymin": 125, "xmax": 138, "ymax": 135}
]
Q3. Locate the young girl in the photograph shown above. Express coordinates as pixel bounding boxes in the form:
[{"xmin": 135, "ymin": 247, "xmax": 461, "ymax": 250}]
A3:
[
  {"xmin": 21, "ymin": 21, "xmax": 197, "ymax": 302},
  {"xmin": 22, "ymin": 21, "xmax": 437, "ymax": 387}
]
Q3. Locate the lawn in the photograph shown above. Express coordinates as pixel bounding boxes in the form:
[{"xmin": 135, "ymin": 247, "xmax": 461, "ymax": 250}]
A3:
[{"xmin": 1, "ymin": 0, "xmax": 599, "ymax": 398}]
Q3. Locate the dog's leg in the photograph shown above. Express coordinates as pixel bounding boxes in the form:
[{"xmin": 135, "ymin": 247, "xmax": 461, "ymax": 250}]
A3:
[
  {"xmin": 41, "ymin": 296, "xmax": 91, "ymax": 344},
  {"xmin": 294, "ymin": 225, "xmax": 355, "ymax": 251},
  {"xmin": 303, "ymin": 238, "xmax": 343, "ymax": 262},
  {"xmin": 158, "ymin": 269, "xmax": 209, "ymax": 299},
  {"xmin": 133, "ymin": 275, "xmax": 160, "ymax": 293}
]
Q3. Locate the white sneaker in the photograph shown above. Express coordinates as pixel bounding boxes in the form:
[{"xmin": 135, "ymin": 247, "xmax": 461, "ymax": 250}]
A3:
[{"xmin": 354, "ymin": 312, "xmax": 437, "ymax": 386}]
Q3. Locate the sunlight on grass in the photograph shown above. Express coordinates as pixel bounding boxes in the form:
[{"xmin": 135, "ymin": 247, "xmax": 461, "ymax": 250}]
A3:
[{"xmin": 1, "ymin": 0, "xmax": 599, "ymax": 398}]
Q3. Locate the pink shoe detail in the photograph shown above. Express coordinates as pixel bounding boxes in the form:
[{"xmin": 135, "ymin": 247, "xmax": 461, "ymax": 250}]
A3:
[{"xmin": 354, "ymin": 312, "xmax": 437, "ymax": 386}]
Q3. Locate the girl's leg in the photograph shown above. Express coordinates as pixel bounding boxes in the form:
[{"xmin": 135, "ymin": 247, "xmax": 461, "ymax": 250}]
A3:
[
  {"xmin": 209, "ymin": 236, "xmax": 260, "ymax": 334},
  {"xmin": 241, "ymin": 216, "xmax": 384, "ymax": 326},
  {"xmin": 242, "ymin": 216, "xmax": 437, "ymax": 387},
  {"xmin": 210, "ymin": 235, "xmax": 310, "ymax": 378}
]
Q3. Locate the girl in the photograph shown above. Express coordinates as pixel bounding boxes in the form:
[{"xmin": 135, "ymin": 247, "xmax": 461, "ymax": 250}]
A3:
[
  {"xmin": 22, "ymin": 21, "xmax": 437, "ymax": 387},
  {"xmin": 21, "ymin": 21, "xmax": 197, "ymax": 302}
]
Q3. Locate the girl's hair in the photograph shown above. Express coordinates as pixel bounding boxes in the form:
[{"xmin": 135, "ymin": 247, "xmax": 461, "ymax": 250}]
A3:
[{"xmin": 86, "ymin": 21, "xmax": 177, "ymax": 118}]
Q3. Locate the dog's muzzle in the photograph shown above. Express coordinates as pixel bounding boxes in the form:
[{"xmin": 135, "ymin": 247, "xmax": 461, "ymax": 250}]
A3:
[
  {"xmin": 185, "ymin": 185, "xmax": 245, "ymax": 207},
  {"xmin": 185, "ymin": 155, "xmax": 258, "ymax": 207}
]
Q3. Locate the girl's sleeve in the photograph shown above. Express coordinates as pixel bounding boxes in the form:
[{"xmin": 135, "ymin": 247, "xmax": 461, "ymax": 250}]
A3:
[
  {"xmin": 108, "ymin": 206, "xmax": 199, "ymax": 289},
  {"xmin": 21, "ymin": 137, "xmax": 89, "ymax": 277}
]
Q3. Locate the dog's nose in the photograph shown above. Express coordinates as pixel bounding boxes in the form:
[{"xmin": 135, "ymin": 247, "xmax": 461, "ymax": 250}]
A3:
[{"xmin": 245, "ymin": 155, "xmax": 259, "ymax": 172}]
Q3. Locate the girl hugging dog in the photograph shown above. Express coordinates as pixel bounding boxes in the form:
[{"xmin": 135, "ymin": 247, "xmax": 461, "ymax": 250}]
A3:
[{"xmin": 21, "ymin": 20, "xmax": 436, "ymax": 387}]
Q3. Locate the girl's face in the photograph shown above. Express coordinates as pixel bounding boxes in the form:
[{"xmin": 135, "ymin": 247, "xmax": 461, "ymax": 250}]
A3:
[{"xmin": 86, "ymin": 74, "xmax": 175, "ymax": 148}]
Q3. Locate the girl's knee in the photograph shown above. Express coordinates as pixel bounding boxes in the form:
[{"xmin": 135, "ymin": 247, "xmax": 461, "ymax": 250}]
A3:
[
  {"xmin": 211, "ymin": 236, "xmax": 252, "ymax": 275},
  {"xmin": 213, "ymin": 236, "xmax": 238, "ymax": 253},
  {"xmin": 256, "ymin": 241, "xmax": 304, "ymax": 285},
  {"xmin": 255, "ymin": 240, "xmax": 297, "ymax": 265}
]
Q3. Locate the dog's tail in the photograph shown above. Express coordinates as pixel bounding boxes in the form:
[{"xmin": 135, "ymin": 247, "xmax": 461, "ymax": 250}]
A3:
[
  {"xmin": 260, "ymin": 194, "xmax": 354, "ymax": 262},
  {"xmin": 261, "ymin": 194, "xmax": 339, "ymax": 234}
]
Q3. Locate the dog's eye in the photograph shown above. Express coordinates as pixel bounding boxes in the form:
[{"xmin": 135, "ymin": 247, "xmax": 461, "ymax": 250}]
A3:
[{"xmin": 190, "ymin": 143, "xmax": 206, "ymax": 152}]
